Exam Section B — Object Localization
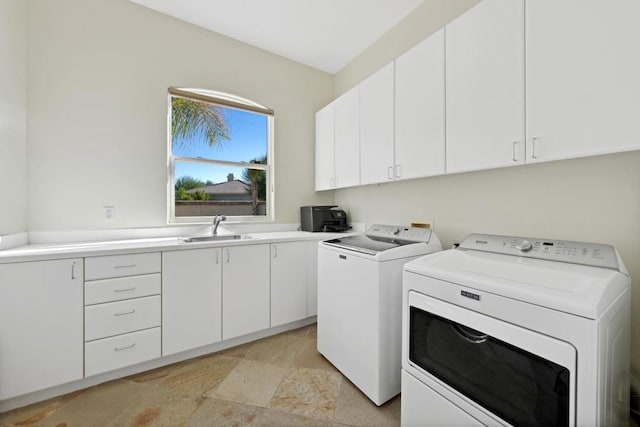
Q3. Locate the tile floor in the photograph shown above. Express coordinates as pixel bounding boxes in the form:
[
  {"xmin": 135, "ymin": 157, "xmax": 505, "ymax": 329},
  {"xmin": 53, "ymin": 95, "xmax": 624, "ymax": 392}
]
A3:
[{"xmin": 0, "ymin": 324, "xmax": 400, "ymax": 426}]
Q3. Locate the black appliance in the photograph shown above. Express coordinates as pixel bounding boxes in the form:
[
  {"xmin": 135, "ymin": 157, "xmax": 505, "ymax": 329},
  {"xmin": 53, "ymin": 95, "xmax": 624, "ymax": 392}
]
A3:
[{"xmin": 300, "ymin": 205, "xmax": 350, "ymax": 232}]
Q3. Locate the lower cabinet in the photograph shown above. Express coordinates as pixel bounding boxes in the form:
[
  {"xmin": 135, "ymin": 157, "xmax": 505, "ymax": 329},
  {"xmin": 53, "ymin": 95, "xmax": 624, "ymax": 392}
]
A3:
[
  {"xmin": 162, "ymin": 248, "xmax": 222, "ymax": 356},
  {"xmin": 0, "ymin": 258, "xmax": 84, "ymax": 400},
  {"xmin": 270, "ymin": 241, "xmax": 309, "ymax": 327},
  {"xmin": 85, "ymin": 328, "xmax": 161, "ymax": 377},
  {"xmin": 0, "ymin": 239, "xmax": 319, "ymax": 406},
  {"xmin": 307, "ymin": 241, "xmax": 319, "ymax": 316},
  {"xmin": 83, "ymin": 252, "xmax": 162, "ymax": 377},
  {"xmin": 162, "ymin": 242, "xmax": 313, "ymax": 352},
  {"xmin": 222, "ymin": 244, "xmax": 270, "ymax": 340}
]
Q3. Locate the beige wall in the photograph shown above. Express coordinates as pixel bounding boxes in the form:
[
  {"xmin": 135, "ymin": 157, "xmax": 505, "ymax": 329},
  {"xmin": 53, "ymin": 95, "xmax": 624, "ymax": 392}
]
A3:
[
  {"xmin": 0, "ymin": 0, "xmax": 27, "ymax": 235},
  {"xmin": 334, "ymin": 0, "xmax": 479, "ymax": 96},
  {"xmin": 25, "ymin": 0, "xmax": 334, "ymax": 231},
  {"xmin": 333, "ymin": 1, "xmax": 640, "ymax": 371}
]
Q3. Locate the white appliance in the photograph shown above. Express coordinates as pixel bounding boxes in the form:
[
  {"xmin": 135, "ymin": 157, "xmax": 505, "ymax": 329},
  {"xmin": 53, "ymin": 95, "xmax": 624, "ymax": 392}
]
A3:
[
  {"xmin": 318, "ymin": 224, "xmax": 442, "ymax": 406},
  {"xmin": 401, "ymin": 233, "xmax": 631, "ymax": 427}
]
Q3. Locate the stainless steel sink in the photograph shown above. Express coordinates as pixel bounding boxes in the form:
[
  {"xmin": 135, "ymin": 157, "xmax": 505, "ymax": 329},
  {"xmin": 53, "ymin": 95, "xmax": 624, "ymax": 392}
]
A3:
[{"xmin": 182, "ymin": 234, "xmax": 243, "ymax": 243}]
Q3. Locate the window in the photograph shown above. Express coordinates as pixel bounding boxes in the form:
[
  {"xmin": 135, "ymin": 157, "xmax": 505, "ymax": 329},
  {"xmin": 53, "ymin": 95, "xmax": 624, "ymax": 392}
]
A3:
[{"xmin": 168, "ymin": 88, "xmax": 274, "ymax": 223}]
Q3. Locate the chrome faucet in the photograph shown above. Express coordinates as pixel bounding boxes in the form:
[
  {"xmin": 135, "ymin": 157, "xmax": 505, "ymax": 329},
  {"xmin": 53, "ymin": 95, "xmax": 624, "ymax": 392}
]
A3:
[{"xmin": 211, "ymin": 215, "xmax": 227, "ymax": 235}]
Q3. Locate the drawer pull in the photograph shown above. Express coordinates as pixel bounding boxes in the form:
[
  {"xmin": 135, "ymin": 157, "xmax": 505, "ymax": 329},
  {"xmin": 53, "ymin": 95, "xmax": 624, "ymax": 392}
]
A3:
[
  {"xmin": 114, "ymin": 286, "xmax": 136, "ymax": 293},
  {"xmin": 114, "ymin": 264, "xmax": 137, "ymax": 269},
  {"xmin": 114, "ymin": 343, "xmax": 136, "ymax": 352},
  {"xmin": 114, "ymin": 309, "xmax": 136, "ymax": 316}
]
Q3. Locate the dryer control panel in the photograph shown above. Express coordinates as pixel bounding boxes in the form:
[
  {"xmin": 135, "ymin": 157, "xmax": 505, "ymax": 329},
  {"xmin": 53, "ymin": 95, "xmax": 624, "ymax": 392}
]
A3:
[{"xmin": 458, "ymin": 233, "xmax": 620, "ymax": 271}]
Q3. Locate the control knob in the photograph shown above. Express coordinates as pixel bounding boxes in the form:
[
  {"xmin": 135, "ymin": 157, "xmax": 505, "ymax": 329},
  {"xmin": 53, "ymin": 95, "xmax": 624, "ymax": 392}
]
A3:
[{"xmin": 515, "ymin": 239, "xmax": 532, "ymax": 252}]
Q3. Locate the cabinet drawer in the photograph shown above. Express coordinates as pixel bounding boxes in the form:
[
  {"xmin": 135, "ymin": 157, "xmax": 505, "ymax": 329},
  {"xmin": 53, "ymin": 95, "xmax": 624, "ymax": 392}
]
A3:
[
  {"xmin": 85, "ymin": 327, "xmax": 161, "ymax": 377},
  {"xmin": 85, "ymin": 252, "xmax": 161, "ymax": 280},
  {"xmin": 85, "ymin": 295, "xmax": 160, "ymax": 341},
  {"xmin": 85, "ymin": 273, "xmax": 160, "ymax": 305}
]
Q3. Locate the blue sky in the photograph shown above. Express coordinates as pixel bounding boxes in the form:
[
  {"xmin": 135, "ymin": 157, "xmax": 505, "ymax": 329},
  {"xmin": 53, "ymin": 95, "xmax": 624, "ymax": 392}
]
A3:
[{"xmin": 173, "ymin": 107, "xmax": 267, "ymax": 184}]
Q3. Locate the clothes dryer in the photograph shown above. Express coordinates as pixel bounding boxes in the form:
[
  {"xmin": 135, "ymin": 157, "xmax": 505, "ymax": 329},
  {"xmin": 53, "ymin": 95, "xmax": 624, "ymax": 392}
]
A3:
[{"xmin": 402, "ymin": 233, "xmax": 631, "ymax": 426}]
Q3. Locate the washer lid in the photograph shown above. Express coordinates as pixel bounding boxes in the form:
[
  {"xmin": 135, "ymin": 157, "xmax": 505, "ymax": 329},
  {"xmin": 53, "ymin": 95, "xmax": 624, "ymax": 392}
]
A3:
[
  {"xmin": 323, "ymin": 234, "xmax": 412, "ymax": 256},
  {"xmin": 322, "ymin": 224, "xmax": 435, "ymax": 256}
]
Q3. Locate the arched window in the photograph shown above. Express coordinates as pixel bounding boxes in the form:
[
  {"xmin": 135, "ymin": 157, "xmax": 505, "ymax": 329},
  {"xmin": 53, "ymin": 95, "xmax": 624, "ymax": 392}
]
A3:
[{"xmin": 168, "ymin": 87, "xmax": 274, "ymax": 223}]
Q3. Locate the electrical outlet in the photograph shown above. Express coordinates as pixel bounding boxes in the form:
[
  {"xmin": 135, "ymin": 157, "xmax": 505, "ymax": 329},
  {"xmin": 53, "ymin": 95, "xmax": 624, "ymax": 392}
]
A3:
[{"xmin": 104, "ymin": 206, "xmax": 116, "ymax": 220}]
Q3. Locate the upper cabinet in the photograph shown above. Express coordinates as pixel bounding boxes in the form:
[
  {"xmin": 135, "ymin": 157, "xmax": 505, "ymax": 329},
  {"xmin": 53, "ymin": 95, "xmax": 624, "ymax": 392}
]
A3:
[
  {"xmin": 445, "ymin": 0, "xmax": 525, "ymax": 174},
  {"xmin": 315, "ymin": 0, "xmax": 640, "ymax": 189},
  {"xmin": 315, "ymin": 103, "xmax": 335, "ymax": 191},
  {"xmin": 359, "ymin": 32, "xmax": 446, "ymax": 186},
  {"xmin": 315, "ymin": 87, "xmax": 361, "ymax": 190},
  {"xmin": 333, "ymin": 87, "xmax": 361, "ymax": 189},
  {"xmin": 395, "ymin": 29, "xmax": 445, "ymax": 181},
  {"xmin": 525, "ymin": 0, "xmax": 640, "ymax": 163},
  {"xmin": 360, "ymin": 62, "xmax": 395, "ymax": 185}
]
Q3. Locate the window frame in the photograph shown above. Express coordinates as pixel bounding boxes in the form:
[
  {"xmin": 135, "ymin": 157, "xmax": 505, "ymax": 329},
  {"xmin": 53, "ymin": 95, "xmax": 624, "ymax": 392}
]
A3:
[{"xmin": 167, "ymin": 88, "xmax": 275, "ymax": 224}]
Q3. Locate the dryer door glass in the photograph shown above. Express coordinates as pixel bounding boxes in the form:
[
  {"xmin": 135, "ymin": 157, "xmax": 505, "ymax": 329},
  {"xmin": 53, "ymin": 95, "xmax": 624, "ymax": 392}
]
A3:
[{"xmin": 409, "ymin": 307, "xmax": 570, "ymax": 427}]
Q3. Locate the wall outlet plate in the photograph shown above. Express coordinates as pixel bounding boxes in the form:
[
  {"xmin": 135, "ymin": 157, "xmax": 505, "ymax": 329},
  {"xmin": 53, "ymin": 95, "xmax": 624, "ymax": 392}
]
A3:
[{"xmin": 104, "ymin": 206, "xmax": 116, "ymax": 220}]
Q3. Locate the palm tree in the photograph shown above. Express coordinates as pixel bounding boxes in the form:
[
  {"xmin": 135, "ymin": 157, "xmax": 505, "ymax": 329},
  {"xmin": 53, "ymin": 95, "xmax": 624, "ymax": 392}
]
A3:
[
  {"xmin": 171, "ymin": 97, "xmax": 230, "ymax": 151},
  {"xmin": 242, "ymin": 156, "xmax": 267, "ymax": 215}
]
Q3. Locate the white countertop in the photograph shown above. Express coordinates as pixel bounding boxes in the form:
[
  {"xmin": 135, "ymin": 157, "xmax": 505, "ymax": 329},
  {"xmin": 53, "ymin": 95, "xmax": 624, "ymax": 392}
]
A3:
[{"xmin": 0, "ymin": 230, "xmax": 357, "ymax": 263}]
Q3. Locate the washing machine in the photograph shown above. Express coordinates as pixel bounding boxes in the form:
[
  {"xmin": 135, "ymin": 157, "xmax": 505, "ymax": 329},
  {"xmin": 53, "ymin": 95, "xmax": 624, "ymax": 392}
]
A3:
[
  {"xmin": 318, "ymin": 224, "xmax": 442, "ymax": 406},
  {"xmin": 401, "ymin": 233, "xmax": 631, "ymax": 426}
]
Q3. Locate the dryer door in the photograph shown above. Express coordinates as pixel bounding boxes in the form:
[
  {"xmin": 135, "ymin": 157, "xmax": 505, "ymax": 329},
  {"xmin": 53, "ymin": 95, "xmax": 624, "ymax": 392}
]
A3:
[{"xmin": 406, "ymin": 290, "xmax": 576, "ymax": 427}]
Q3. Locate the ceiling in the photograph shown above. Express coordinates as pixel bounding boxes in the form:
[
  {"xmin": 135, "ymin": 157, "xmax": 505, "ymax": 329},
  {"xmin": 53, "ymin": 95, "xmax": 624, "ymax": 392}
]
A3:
[{"xmin": 128, "ymin": 0, "xmax": 423, "ymax": 74}]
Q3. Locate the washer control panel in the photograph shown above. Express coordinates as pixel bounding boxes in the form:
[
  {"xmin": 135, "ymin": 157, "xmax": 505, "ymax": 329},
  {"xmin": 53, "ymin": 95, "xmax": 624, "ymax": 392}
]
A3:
[
  {"xmin": 366, "ymin": 224, "xmax": 432, "ymax": 243},
  {"xmin": 458, "ymin": 233, "xmax": 620, "ymax": 270}
]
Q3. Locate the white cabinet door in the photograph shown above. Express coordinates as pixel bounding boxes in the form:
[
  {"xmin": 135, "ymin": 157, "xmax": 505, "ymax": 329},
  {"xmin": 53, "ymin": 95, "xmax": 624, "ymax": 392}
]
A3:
[
  {"xmin": 222, "ymin": 244, "xmax": 270, "ymax": 340},
  {"xmin": 0, "ymin": 258, "xmax": 83, "ymax": 400},
  {"xmin": 162, "ymin": 248, "xmax": 222, "ymax": 356},
  {"xmin": 526, "ymin": 0, "xmax": 640, "ymax": 163},
  {"xmin": 445, "ymin": 0, "xmax": 525, "ymax": 174},
  {"xmin": 315, "ymin": 103, "xmax": 335, "ymax": 191},
  {"xmin": 395, "ymin": 29, "xmax": 446, "ymax": 180},
  {"xmin": 360, "ymin": 62, "xmax": 395, "ymax": 185},
  {"xmin": 270, "ymin": 242, "xmax": 308, "ymax": 327},
  {"xmin": 333, "ymin": 87, "xmax": 360, "ymax": 189}
]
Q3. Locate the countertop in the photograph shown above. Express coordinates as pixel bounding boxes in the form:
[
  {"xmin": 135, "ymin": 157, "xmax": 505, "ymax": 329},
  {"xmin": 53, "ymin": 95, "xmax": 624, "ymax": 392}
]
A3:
[{"xmin": 0, "ymin": 230, "xmax": 356, "ymax": 264}]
